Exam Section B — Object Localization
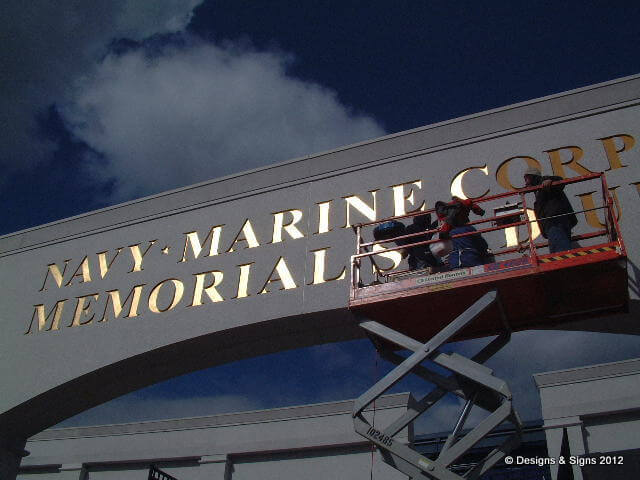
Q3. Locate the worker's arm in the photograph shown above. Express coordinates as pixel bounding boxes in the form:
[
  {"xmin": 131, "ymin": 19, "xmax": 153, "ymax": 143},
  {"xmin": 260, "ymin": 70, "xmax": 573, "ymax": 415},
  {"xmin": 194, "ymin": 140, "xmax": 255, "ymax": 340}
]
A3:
[{"xmin": 541, "ymin": 175, "xmax": 564, "ymax": 191}]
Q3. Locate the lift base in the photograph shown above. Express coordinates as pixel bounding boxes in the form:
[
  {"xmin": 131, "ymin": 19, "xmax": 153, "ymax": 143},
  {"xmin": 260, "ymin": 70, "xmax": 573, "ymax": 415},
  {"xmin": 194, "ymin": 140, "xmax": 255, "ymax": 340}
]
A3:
[{"xmin": 353, "ymin": 291, "xmax": 523, "ymax": 479}]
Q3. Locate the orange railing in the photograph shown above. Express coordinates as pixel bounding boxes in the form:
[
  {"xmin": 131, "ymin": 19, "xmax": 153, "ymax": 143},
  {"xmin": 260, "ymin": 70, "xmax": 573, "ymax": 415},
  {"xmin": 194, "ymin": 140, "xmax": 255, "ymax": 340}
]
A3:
[{"xmin": 350, "ymin": 173, "xmax": 624, "ymax": 290}]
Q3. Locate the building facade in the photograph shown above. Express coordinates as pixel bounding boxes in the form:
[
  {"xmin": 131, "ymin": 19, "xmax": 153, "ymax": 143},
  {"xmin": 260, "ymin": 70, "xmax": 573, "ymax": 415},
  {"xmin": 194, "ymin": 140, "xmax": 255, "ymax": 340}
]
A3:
[
  {"xmin": 2, "ymin": 74, "xmax": 640, "ymax": 479},
  {"xmin": 535, "ymin": 358, "xmax": 640, "ymax": 479},
  {"xmin": 18, "ymin": 393, "xmax": 411, "ymax": 480},
  {"xmin": 17, "ymin": 358, "xmax": 640, "ymax": 479}
]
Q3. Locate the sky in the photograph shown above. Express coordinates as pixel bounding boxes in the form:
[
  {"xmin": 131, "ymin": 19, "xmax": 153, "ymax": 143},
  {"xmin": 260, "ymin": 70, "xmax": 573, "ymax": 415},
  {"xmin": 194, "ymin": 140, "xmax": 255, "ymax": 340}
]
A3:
[{"xmin": 2, "ymin": 1, "xmax": 640, "ymax": 433}]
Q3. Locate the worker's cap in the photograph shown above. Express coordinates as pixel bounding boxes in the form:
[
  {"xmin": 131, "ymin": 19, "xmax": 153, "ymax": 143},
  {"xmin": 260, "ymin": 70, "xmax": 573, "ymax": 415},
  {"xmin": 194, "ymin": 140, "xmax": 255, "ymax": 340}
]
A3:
[
  {"xmin": 524, "ymin": 166, "xmax": 542, "ymax": 177},
  {"xmin": 412, "ymin": 212, "xmax": 431, "ymax": 227}
]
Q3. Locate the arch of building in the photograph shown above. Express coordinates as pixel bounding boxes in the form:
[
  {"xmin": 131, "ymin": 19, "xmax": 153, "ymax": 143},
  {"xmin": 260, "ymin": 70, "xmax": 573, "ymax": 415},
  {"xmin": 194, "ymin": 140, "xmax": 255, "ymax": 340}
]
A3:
[{"xmin": 2, "ymin": 74, "xmax": 640, "ymax": 480}]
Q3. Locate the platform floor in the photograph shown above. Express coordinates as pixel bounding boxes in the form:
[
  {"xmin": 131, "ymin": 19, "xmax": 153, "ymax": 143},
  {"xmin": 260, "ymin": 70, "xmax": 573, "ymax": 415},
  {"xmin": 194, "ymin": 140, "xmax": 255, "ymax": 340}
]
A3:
[{"xmin": 349, "ymin": 243, "xmax": 628, "ymax": 342}]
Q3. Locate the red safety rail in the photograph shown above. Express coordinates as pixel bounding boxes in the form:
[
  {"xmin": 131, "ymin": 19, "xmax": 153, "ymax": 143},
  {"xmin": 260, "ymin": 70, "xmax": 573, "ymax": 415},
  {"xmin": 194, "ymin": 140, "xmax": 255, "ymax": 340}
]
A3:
[{"xmin": 349, "ymin": 173, "xmax": 628, "ymax": 342}]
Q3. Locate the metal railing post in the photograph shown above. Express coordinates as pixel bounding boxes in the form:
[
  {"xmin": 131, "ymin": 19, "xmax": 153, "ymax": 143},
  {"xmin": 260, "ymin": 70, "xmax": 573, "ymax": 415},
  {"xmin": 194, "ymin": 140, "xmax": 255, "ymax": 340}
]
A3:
[
  {"xmin": 520, "ymin": 192, "xmax": 538, "ymax": 266},
  {"xmin": 355, "ymin": 225, "xmax": 362, "ymax": 287},
  {"xmin": 600, "ymin": 172, "xmax": 614, "ymax": 243}
]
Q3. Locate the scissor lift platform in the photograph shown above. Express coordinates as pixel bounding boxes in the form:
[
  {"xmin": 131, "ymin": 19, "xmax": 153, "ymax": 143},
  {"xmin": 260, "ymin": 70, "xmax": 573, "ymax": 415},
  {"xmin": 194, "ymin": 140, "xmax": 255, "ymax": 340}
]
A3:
[
  {"xmin": 349, "ymin": 173, "xmax": 628, "ymax": 344},
  {"xmin": 350, "ymin": 241, "xmax": 627, "ymax": 343},
  {"xmin": 349, "ymin": 173, "xmax": 628, "ymax": 479}
]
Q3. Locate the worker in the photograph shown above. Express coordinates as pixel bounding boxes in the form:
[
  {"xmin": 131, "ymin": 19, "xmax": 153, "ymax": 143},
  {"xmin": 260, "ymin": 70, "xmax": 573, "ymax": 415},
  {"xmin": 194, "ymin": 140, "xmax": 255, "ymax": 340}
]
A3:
[
  {"xmin": 523, "ymin": 167, "xmax": 577, "ymax": 253},
  {"xmin": 435, "ymin": 197, "xmax": 485, "ymax": 239},
  {"xmin": 432, "ymin": 197, "xmax": 488, "ymax": 268},
  {"xmin": 448, "ymin": 224, "xmax": 490, "ymax": 268},
  {"xmin": 399, "ymin": 213, "xmax": 442, "ymax": 271},
  {"xmin": 373, "ymin": 214, "xmax": 441, "ymax": 271}
]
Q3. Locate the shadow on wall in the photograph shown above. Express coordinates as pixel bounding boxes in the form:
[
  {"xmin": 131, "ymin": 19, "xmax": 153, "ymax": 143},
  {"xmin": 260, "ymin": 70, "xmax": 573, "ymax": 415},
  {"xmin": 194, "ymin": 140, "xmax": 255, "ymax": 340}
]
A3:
[
  {"xmin": 545, "ymin": 257, "xmax": 639, "ymax": 337},
  {"xmin": 550, "ymin": 302, "xmax": 640, "ymax": 337}
]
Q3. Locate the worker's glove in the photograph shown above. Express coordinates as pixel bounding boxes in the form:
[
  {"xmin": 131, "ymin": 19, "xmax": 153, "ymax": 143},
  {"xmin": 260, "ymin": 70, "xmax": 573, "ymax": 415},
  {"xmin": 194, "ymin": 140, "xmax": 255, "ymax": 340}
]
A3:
[
  {"xmin": 472, "ymin": 205, "xmax": 485, "ymax": 216},
  {"xmin": 439, "ymin": 222, "xmax": 452, "ymax": 239},
  {"xmin": 457, "ymin": 197, "xmax": 485, "ymax": 216}
]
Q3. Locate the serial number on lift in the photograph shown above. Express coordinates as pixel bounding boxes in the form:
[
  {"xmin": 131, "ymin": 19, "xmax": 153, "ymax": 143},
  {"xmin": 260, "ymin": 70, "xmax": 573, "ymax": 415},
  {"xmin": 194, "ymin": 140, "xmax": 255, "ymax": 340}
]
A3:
[{"xmin": 366, "ymin": 427, "xmax": 394, "ymax": 447}]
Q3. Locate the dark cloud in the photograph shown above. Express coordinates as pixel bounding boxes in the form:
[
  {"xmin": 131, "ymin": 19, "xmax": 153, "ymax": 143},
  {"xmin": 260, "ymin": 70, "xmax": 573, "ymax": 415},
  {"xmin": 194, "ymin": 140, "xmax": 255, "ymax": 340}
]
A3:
[
  {"xmin": 0, "ymin": 0, "xmax": 203, "ymax": 175},
  {"xmin": 1, "ymin": 1, "xmax": 383, "ymax": 203}
]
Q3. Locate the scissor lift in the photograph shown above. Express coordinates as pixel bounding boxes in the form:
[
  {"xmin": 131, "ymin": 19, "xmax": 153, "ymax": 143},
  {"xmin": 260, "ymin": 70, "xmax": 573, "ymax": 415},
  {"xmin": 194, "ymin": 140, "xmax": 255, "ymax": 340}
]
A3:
[{"xmin": 349, "ymin": 173, "xmax": 628, "ymax": 479}]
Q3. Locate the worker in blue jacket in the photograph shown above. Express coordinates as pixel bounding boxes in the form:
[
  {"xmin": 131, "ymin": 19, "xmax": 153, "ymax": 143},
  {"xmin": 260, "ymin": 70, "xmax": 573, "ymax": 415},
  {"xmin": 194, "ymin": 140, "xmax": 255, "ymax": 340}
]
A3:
[{"xmin": 448, "ymin": 224, "xmax": 490, "ymax": 268}]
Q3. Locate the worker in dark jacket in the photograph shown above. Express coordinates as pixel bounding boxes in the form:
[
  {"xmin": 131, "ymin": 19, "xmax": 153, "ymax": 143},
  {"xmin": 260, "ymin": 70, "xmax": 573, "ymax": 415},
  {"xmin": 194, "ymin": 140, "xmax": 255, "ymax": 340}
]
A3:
[
  {"xmin": 373, "ymin": 214, "xmax": 441, "ymax": 271},
  {"xmin": 448, "ymin": 224, "xmax": 490, "ymax": 268},
  {"xmin": 523, "ymin": 167, "xmax": 578, "ymax": 253},
  {"xmin": 435, "ymin": 197, "xmax": 485, "ymax": 239},
  {"xmin": 399, "ymin": 213, "xmax": 442, "ymax": 270}
]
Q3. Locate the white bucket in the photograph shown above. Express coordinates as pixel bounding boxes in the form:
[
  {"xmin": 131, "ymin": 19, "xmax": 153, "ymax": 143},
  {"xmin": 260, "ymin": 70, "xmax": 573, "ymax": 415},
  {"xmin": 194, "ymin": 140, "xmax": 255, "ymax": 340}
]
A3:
[{"xmin": 429, "ymin": 239, "xmax": 453, "ymax": 258}]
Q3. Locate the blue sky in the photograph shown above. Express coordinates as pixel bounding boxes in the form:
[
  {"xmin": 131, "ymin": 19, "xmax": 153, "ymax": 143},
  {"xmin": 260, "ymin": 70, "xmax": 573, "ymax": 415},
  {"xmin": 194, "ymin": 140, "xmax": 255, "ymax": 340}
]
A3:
[{"xmin": 2, "ymin": 1, "xmax": 640, "ymax": 432}]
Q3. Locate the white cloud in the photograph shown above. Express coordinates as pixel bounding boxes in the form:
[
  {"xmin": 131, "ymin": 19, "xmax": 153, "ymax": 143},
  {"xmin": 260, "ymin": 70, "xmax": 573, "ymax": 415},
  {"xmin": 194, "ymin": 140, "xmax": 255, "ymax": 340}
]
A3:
[
  {"xmin": 1, "ymin": 1, "xmax": 382, "ymax": 200},
  {"xmin": 0, "ymin": 1, "xmax": 204, "ymax": 173},
  {"xmin": 410, "ymin": 395, "xmax": 489, "ymax": 435},
  {"xmin": 377, "ymin": 329, "xmax": 640, "ymax": 435},
  {"xmin": 61, "ymin": 39, "xmax": 385, "ymax": 201},
  {"xmin": 441, "ymin": 329, "xmax": 640, "ymax": 426},
  {"xmin": 309, "ymin": 342, "xmax": 365, "ymax": 371}
]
